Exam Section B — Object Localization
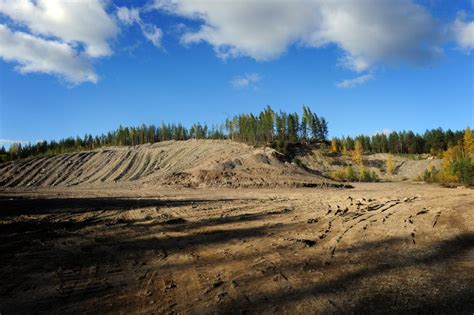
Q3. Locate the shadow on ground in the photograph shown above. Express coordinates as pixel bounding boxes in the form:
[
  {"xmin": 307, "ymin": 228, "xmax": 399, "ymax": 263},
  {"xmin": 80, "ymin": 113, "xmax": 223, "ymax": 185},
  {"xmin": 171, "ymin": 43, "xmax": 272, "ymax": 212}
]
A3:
[{"xmin": 0, "ymin": 196, "xmax": 472, "ymax": 314}]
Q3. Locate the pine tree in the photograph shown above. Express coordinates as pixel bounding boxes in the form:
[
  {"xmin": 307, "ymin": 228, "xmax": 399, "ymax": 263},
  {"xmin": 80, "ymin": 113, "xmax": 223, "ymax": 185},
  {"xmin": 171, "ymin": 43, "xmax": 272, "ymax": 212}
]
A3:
[
  {"xmin": 319, "ymin": 117, "xmax": 328, "ymax": 141},
  {"xmin": 310, "ymin": 113, "xmax": 321, "ymax": 141},
  {"xmin": 388, "ymin": 132, "xmax": 400, "ymax": 154},
  {"xmin": 301, "ymin": 105, "xmax": 311, "ymax": 140}
]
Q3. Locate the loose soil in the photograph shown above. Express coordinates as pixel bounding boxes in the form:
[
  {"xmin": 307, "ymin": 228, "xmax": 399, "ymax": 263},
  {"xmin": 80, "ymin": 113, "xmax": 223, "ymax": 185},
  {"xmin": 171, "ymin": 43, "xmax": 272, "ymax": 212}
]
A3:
[
  {"xmin": 0, "ymin": 183, "xmax": 472, "ymax": 313},
  {"xmin": 0, "ymin": 141, "xmax": 472, "ymax": 313}
]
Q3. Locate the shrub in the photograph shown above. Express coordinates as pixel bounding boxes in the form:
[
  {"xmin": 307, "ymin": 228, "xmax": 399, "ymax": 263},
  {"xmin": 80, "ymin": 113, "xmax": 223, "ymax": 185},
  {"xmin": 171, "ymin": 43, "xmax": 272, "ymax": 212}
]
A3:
[
  {"xmin": 451, "ymin": 157, "xmax": 474, "ymax": 186},
  {"xmin": 345, "ymin": 165, "xmax": 357, "ymax": 181},
  {"xmin": 329, "ymin": 165, "xmax": 378, "ymax": 182},
  {"xmin": 359, "ymin": 166, "xmax": 379, "ymax": 182},
  {"xmin": 423, "ymin": 166, "xmax": 439, "ymax": 183},
  {"xmin": 329, "ymin": 168, "xmax": 346, "ymax": 181}
]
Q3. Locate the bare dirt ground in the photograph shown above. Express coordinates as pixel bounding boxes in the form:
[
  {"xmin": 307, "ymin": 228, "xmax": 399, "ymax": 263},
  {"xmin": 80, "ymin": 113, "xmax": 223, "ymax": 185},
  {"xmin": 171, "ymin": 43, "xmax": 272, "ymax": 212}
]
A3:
[{"xmin": 1, "ymin": 182, "xmax": 473, "ymax": 314}]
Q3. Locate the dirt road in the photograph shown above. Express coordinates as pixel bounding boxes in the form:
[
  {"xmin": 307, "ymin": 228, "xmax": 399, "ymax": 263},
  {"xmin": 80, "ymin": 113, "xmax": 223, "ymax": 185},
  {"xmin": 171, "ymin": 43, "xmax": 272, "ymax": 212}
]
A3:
[{"xmin": 0, "ymin": 182, "xmax": 472, "ymax": 313}]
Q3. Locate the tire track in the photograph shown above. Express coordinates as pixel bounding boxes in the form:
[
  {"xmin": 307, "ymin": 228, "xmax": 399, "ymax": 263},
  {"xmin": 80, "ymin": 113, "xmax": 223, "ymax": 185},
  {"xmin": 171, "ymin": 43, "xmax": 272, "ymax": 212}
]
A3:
[
  {"xmin": 129, "ymin": 151, "xmax": 152, "ymax": 181},
  {"xmin": 113, "ymin": 151, "xmax": 139, "ymax": 182},
  {"xmin": 33, "ymin": 154, "xmax": 76, "ymax": 186},
  {"xmin": 80, "ymin": 151, "xmax": 116, "ymax": 184},
  {"xmin": 58, "ymin": 152, "xmax": 96, "ymax": 186},
  {"xmin": 14, "ymin": 156, "xmax": 59, "ymax": 187},
  {"xmin": 99, "ymin": 151, "xmax": 132, "ymax": 182},
  {"xmin": 1, "ymin": 156, "xmax": 46, "ymax": 186}
]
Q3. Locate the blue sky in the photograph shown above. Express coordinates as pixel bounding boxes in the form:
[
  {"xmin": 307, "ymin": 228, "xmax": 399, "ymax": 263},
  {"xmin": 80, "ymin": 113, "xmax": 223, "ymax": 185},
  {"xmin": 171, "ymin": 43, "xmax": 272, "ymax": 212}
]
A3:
[{"xmin": 0, "ymin": 0, "xmax": 473, "ymax": 146}]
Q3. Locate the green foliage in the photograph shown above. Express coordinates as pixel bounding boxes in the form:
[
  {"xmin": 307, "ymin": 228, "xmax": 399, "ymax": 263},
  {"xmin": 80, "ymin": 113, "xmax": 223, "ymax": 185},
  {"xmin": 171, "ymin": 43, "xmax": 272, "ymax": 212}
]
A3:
[
  {"xmin": 358, "ymin": 166, "xmax": 379, "ymax": 182},
  {"xmin": 1, "ymin": 105, "xmax": 329, "ymax": 163},
  {"xmin": 423, "ymin": 166, "xmax": 440, "ymax": 183},
  {"xmin": 451, "ymin": 157, "xmax": 474, "ymax": 186},
  {"xmin": 329, "ymin": 165, "xmax": 378, "ymax": 182},
  {"xmin": 333, "ymin": 128, "xmax": 466, "ymax": 156},
  {"xmin": 422, "ymin": 127, "xmax": 474, "ymax": 187},
  {"xmin": 329, "ymin": 165, "xmax": 356, "ymax": 182},
  {"xmin": 345, "ymin": 165, "xmax": 357, "ymax": 181}
]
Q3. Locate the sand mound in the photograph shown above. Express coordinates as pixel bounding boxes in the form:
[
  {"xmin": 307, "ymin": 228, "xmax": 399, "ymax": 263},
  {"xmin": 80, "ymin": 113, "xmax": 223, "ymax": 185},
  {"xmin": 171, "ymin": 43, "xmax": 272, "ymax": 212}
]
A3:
[{"xmin": 0, "ymin": 140, "xmax": 336, "ymax": 188}]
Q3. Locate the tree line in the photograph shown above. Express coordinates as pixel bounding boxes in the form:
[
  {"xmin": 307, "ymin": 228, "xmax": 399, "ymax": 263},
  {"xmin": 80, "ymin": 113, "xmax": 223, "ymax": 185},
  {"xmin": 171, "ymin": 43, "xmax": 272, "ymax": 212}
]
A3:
[
  {"xmin": 330, "ymin": 128, "xmax": 466, "ymax": 156},
  {"xmin": 1, "ymin": 105, "xmax": 328, "ymax": 162},
  {"xmin": 329, "ymin": 127, "xmax": 473, "ymax": 186}
]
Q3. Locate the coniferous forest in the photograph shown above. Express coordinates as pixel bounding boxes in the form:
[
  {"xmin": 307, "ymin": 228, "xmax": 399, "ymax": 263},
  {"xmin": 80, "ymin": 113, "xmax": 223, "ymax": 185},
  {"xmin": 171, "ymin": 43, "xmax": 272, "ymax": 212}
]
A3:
[{"xmin": 0, "ymin": 105, "xmax": 468, "ymax": 163}]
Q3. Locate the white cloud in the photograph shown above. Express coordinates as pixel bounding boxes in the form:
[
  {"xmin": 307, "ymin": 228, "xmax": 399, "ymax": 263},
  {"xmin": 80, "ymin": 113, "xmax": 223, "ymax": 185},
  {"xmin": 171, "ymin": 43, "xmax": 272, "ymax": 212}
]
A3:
[
  {"xmin": 231, "ymin": 73, "xmax": 261, "ymax": 89},
  {"xmin": 0, "ymin": 24, "xmax": 98, "ymax": 84},
  {"xmin": 0, "ymin": 0, "xmax": 118, "ymax": 84},
  {"xmin": 141, "ymin": 24, "xmax": 163, "ymax": 48},
  {"xmin": 116, "ymin": 6, "xmax": 162, "ymax": 48},
  {"xmin": 336, "ymin": 74, "xmax": 374, "ymax": 89},
  {"xmin": 452, "ymin": 16, "xmax": 474, "ymax": 51},
  {"xmin": 152, "ymin": 0, "xmax": 444, "ymax": 71},
  {"xmin": 0, "ymin": 0, "xmax": 118, "ymax": 58},
  {"xmin": 117, "ymin": 6, "xmax": 141, "ymax": 26}
]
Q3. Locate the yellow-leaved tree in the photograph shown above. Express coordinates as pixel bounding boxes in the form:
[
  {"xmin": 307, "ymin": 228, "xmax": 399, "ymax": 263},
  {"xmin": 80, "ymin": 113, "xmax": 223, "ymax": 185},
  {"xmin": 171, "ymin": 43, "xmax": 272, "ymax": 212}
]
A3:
[
  {"xmin": 352, "ymin": 139, "xmax": 363, "ymax": 166},
  {"xmin": 464, "ymin": 127, "xmax": 473, "ymax": 159},
  {"xmin": 386, "ymin": 154, "xmax": 395, "ymax": 175},
  {"xmin": 341, "ymin": 139, "xmax": 347, "ymax": 160},
  {"xmin": 330, "ymin": 138, "xmax": 338, "ymax": 153}
]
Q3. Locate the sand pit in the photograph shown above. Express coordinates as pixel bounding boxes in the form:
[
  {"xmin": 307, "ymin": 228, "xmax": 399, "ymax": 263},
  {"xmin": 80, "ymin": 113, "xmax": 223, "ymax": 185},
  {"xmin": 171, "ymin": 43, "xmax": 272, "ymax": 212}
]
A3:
[
  {"xmin": 0, "ymin": 141, "xmax": 472, "ymax": 313},
  {"xmin": 0, "ymin": 140, "xmax": 338, "ymax": 189},
  {"xmin": 0, "ymin": 183, "xmax": 472, "ymax": 313}
]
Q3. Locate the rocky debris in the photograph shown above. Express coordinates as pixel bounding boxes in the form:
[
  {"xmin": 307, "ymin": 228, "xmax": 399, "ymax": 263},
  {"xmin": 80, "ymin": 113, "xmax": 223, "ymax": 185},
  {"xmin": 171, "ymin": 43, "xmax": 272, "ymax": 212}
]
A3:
[{"xmin": 164, "ymin": 280, "xmax": 176, "ymax": 292}]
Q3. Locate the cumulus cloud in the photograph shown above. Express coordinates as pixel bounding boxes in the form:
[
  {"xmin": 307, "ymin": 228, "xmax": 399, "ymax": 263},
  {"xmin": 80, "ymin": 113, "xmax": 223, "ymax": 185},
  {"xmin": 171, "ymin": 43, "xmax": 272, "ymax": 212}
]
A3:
[
  {"xmin": 152, "ymin": 0, "xmax": 444, "ymax": 71},
  {"xmin": 336, "ymin": 74, "xmax": 374, "ymax": 89},
  {"xmin": 0, "ymin": 0, "xmax": 118, "ymax": 58},
  {"xmin": 0, "ymin": 25, "xmax": 98, "ymax": 84},
  {"xmin": 231, "ymin": 73, "xmax": 261, "ymax": 89},
  {"xmin": 0, "ymin": 0, "xmax": 118, "ymax": 84},
  {"xmin": 452, "ymin": 16, "xmax": 474, "ymax": 51},
  {"xmin": 116, "ymin": 6, "xmax": 162, "ymax": 48}
]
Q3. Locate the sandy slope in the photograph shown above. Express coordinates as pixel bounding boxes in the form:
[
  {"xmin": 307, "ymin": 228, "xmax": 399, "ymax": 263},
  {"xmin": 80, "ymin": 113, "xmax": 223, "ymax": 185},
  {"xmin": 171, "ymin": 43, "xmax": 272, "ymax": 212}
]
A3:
[
  {"xmin": 0, "ymin": 140, "xmax": 336, "ymax": 189},
  {"xmin": 0, "ymin": 141, "xmax": 471, "ymax": 313},
  {"xmin": 0, "ymin": 183, "xmax": 472, "ymax": 313}
]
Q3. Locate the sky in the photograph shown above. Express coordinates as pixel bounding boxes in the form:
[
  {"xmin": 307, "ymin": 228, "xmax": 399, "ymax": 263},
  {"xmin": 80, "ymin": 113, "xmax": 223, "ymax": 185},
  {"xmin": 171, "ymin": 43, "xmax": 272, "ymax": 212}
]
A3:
[{"xmin": 0, "ymin": 0, "xmax": 473, "ymax": 146}]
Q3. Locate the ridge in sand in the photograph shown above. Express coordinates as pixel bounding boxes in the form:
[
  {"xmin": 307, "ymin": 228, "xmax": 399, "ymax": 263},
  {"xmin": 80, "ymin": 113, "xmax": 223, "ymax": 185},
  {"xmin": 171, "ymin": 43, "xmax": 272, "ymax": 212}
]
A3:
[{"xmin": 0, "ymin": 140, "xmax": 472, "ymax": 314}]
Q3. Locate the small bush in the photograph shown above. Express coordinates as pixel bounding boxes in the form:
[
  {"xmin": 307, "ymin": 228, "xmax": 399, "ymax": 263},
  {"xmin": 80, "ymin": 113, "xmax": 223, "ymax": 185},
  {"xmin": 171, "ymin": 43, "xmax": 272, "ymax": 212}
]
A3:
[
  {"xmin": 359, "ymin": 166, "xmax": 379, "ymax": 182},
  {"xmin": 451, "ymin": 157, "xmax": 474, "ymax": 186},
  {"xmin": 345, "ymin": 165, "xmax": 357, "ymax": 181},
  {"xmin": 329, "ymin": 165, "xmax": 378, "ymax": 182},
  {"xmin": 423, "ymin": 166, "xmax": 439, "ymax": 183}
]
